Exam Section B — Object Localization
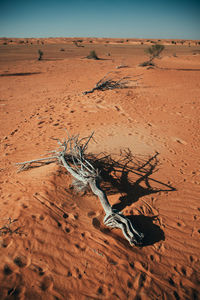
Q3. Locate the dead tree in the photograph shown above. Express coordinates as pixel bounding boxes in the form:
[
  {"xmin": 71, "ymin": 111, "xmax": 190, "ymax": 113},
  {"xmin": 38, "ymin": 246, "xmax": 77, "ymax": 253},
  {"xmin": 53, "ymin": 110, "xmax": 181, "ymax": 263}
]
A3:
[
  {"xmin": 16, "ymin": 132, "xmax": 144, "ymax": 246},
  {"xmin": 83, "ymin": 72, "xmax": 140, "ymax": 95}
]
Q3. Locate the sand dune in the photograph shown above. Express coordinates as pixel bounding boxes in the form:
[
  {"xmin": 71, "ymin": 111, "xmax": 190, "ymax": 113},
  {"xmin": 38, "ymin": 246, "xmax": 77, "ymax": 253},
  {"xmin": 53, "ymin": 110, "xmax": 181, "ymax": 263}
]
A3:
[{"xmin": 0, "ymin": 39, "xmax": 200, "ymax": 299}]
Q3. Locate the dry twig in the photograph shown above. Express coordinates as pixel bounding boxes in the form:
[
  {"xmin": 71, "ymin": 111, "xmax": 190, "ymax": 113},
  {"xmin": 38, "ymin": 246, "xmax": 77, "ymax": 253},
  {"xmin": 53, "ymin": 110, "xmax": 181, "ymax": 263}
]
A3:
[{"xmin": 83, "ymin": 72, "xmax": 140, "ymax": 95}]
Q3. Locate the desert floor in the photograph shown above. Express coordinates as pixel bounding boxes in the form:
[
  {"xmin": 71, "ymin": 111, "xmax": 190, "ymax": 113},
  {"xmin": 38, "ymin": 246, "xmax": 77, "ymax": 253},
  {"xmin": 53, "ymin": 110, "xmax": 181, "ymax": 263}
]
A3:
[{"xmin": 0, "ymin": 40, "xmax": 200, "ymax": 299}]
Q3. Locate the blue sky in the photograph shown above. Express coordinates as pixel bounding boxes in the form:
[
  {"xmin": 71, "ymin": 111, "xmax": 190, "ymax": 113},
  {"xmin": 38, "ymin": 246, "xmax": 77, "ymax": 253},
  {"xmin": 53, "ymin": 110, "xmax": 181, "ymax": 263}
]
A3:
[{"xmin": 0, "ymin": 0, "xmax": 199, "ymax": 39}]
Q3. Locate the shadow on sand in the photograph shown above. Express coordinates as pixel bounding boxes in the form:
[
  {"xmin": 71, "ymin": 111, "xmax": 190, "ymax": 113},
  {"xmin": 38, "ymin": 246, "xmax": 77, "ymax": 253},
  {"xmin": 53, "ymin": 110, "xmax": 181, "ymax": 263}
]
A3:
[
  {"xmin": 88, "ymin": 150, "xmax": 176, "ymax": 246},
  {"xmin": 0, "ymin": 72, "xmax": 41, "ymax": 77}
]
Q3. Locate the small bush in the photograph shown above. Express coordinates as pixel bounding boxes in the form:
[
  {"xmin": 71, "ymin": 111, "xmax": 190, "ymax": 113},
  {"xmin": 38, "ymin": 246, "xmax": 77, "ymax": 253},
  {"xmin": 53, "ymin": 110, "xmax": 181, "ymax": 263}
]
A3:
[
  {"xmin": 86, "ymin": 50, "xmax": 99, "ymax": 60},
  {"xmin": 140, "ymin": 44, "xmax": 164, "ymax": 67},
  {"xmin": 38, "ymin": 49, "xmax": 43, "ymax": 60},
  {"xmin": 73, "ymin": 41, "xmax": 84, "ymax": 48},
  {"xmin": 145, "ymin": 44, "xmax": 165, "ymax": 59},
  {"xmin": 139, "ymin": 61, "xmax": 155, "ymax": 67}
]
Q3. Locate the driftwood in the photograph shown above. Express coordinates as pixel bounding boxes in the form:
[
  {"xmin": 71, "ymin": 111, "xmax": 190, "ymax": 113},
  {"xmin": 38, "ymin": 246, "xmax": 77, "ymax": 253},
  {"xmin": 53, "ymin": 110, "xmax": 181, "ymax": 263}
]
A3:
[
  {"xmin": 83, "ymin": 72, "xmax": 139, "ymax": 95},
  {"xmin": 16, "ymin": 132, "xmax": 144, "ymax": 246}
]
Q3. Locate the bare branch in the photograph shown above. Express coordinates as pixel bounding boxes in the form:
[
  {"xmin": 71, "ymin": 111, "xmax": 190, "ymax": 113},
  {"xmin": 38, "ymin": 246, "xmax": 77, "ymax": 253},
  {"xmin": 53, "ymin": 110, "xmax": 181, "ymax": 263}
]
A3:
[{"xmin": 83, "ymin": 73, "xmax": 139, "ymax": 95}]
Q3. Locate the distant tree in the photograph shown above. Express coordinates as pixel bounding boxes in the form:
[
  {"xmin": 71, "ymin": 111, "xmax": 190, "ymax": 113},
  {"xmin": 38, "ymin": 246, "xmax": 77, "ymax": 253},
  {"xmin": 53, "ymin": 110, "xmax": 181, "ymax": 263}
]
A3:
[
  {"xmin": 86, "ymin": 50, "xmax": 99, "ymax": 60},
  {"xmin": 140, "ymin": 44, "xmax": 165, "ymax": 67},
  {"xmin": 145, "ymin": 44, "xmax": 164, "ymax": 60},
  {"xmin": 38, "ymin": 49, "xmax": 43, "ymax": 61}
]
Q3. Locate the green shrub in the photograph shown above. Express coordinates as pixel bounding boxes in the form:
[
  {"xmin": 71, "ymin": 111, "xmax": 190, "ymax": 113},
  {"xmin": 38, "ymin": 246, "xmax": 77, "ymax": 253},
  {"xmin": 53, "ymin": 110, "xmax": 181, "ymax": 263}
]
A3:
[
  {"xmin": 145, "ymin": 44, "xmax": 165, "ymax": 60},
  {"xmin": 139, "ymin": 61, "xmax": 155, "ymax": 67},
  {"xmin": 86, "ymin": 50, "xmax": 99, "ymax": 60},
  {"xmin": 140, "ymin": 44, "xmax": 164, "ymax": 67},
  {"xmin": 38, "ymin": 49, "xmax": 43, "ymax": 60}
]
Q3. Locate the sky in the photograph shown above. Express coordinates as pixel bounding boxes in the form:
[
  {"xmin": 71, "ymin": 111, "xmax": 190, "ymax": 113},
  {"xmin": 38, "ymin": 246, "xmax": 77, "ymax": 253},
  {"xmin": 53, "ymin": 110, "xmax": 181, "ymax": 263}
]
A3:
[{"xmin": 0, "ymin": 0, "xmax": 199, "ymax": 40}]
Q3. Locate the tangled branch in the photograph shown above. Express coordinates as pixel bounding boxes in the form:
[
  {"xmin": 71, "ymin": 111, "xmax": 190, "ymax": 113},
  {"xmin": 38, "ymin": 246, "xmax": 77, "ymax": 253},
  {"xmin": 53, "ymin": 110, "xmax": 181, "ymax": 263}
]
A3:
[
  {"xmin": 83, "ymin": 72, "xmax": 140, "ymax": 95},
  {"xmin": 16, "ymin": 132, "xmax": 144, "ymax": 246}
]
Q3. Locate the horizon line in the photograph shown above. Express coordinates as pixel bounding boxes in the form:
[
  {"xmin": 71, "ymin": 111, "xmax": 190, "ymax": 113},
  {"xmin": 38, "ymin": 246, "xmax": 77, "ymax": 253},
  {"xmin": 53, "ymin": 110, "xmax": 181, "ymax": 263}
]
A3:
[{"xmin": 1, "ymin": 36, "xmax": 199, "ymax": 41}]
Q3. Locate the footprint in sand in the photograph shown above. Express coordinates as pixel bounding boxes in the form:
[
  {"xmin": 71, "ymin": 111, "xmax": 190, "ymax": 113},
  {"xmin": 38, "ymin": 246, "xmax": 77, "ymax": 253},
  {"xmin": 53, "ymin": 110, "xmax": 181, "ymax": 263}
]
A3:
[
  {"xmin": 63, "ymin": 213, "xmax": 68, "ymax": 219},
  {"xmin": 97, "ymin": 286, "xmax": 103, "ymax": 295},
  {"xmin": 138, "ymin": 272, "xmax": 146, "ymax": 288},
  {"xmin": 13, "ymin": 255, "xmax": 29, "ymax": 268},
  {"xmin": 87, "ymin": 211, "xmax": 96, "ymax": 218},
  {"xmin": 127, "ymin": 280, "xmax": 133, "ymax": 289},
  {"xmin": 7, "ymin": 286, "xmax": 25, "ymax": 298},
  {"xmin": 168, "ymin": 277, "xmax": 175, "ymax": 286},
  {"xmin": 1, "ymin": 237, "xmax": 12, "ymax": 248},
  {"xmin": 65, "ymin": 227, "xmax": 71, "ymax": 233},
  {"xmin": 32, "ymin": 264, "xmax": 45, "ymax": 276},
  {"xmin": 40, "ymin": 275, "xmax": 53, "ymax": 291},
  {"xmin": 92, "ymin": 217, "xmax": 101, "ymax": 229},
  {"xmin": 3, "ymin": 264, "xmax": 13, "ymax": 275}
]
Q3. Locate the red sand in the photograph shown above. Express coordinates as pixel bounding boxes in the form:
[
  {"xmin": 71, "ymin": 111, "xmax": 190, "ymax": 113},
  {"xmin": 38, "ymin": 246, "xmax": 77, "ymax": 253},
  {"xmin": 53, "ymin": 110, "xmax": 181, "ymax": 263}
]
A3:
[{"xmin": 0, "ymin": 38, "xmax": 200, "ymax": 299}]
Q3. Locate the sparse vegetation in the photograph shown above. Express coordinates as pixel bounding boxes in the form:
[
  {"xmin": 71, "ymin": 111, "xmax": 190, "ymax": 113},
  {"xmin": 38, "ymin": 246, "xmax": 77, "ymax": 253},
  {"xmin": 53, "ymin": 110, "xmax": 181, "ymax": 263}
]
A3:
[
  {"xmin": 73, "ymin": 41, "xmax": 84, "ymax": 48},
  {"xmin": 140, "ymin": 44, "xmax": 165, "ymax": 67},
  {"xmin": 145, "ymin": 44, "xmax": 165, "ymax": 58},
  {"xmin": 86, "ymin": 50, "xmax": 99, "ymax": 60},
  {"xmin": 83, "ymin": 72, "xmax": 139, "ymax": 94},
  {"xmin": 38, "ymin": 49, "xmax": 43, "ymax": 61},
  {"xmin": 139, "ymin": 61, "xmax": 155, "ymax": 67}
]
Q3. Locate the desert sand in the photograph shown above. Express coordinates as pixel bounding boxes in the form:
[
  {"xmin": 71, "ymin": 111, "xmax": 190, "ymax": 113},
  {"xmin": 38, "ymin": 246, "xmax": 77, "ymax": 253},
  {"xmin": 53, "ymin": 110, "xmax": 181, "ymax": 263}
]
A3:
[{"xmin": 0, "ymin": 38, "xmax": 200, "ymax": 299}]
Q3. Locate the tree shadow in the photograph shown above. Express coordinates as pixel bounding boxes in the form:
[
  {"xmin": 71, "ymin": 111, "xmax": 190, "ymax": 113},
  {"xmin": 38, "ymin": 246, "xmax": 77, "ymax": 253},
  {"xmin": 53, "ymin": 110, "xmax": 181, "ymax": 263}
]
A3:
[
  {"xmin": 42, "ymin": 58, "xmax": 64, "ymax": 61},
  {"xmin": 99, "ymin": 215, "xmax": 165, "ymax": 247},
  {"xmin": 89, "ymin": 150, "xmax": 175, "ymax": 211},
  {"xmin": 87, "ymin": 150, "xmax": 175, "ymax": 246},
  {"xmin": 160, "ymin": 67, "xmax": 200, "ymax": 72},
  {"xmin": 0, "ymin": 72, "xmax": 41, "ymax": 77},
  {"xmin": 127, "ymin": 215, "xmax": 165, "ymax": 246}
]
